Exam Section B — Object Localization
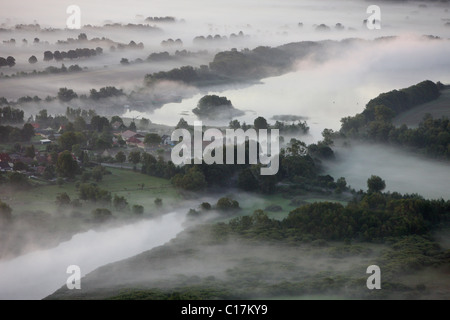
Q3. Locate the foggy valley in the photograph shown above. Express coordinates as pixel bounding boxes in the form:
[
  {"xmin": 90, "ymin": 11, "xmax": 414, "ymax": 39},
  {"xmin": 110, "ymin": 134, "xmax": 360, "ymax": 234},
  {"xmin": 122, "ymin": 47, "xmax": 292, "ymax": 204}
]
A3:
[{"xmin": 0, "ymin": 0, "xmax": 449, "ymax": 302}]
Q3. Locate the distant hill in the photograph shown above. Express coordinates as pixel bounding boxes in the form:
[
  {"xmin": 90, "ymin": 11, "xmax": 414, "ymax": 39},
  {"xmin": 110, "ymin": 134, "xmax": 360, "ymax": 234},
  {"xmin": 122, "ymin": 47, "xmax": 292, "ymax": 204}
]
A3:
[{"xmin": 393, "ymin": 88, "xmax": 450, "ymax": 128}]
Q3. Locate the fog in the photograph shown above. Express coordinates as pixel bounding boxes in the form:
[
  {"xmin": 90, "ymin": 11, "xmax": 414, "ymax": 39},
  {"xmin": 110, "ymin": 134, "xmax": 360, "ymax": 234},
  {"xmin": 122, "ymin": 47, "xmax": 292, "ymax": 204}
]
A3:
[
  {"xmin": 1, "ymin": 0, "xmax": 450, "ymax": 300},
  {"xmin": 47, "ymin": 230, "xmax": 383, "ymax": 299},
  {"xmin": 324, "ymin": 143, "xmax": 450, "ymax": 200},
  {"xmin": 0, "ymin": 212, "xmax": 185, "ymax": 299},
  {"xmin": 1, "ymin": 0, "xmax": 449, "ymax": 104},
  {"xmin": 124, "ymin": 35, "xmax": 450, "ymax": 144}
]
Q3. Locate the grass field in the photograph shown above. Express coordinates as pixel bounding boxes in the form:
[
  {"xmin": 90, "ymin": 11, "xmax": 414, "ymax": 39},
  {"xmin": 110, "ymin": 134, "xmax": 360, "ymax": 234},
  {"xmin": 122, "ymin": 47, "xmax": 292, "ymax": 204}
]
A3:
[
  {"xmin": 393, "ymin": 88, "xmax": 450, "ymax": 127},
  {"xmin": 3, "ymin": 167, "xmax": 180, "ymax": 215}
]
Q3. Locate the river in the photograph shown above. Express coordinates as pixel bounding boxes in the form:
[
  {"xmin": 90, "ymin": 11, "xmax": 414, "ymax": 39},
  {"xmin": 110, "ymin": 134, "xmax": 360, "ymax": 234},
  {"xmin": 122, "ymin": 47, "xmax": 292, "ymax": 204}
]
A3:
[{"xmin": 0, "ymin": 212, "xmax": 185, "ymax": 300}]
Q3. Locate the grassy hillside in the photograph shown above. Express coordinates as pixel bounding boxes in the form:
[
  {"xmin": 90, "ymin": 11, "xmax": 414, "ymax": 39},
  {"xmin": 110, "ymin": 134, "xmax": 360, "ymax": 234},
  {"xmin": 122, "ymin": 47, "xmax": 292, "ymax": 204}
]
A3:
[{"xmin": 393, "ymin": 88, "xmax": 450, "ymax": 127}]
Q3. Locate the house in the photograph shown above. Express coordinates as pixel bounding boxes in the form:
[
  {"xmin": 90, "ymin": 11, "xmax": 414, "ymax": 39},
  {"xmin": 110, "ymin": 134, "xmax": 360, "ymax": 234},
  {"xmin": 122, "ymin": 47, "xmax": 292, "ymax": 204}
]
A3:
[
  {"xmin": 0, "ymin": 153, "xmax": 12, "ymax": 163},
  {"xmin": 126, "ymin": 136, "xmax": 145, "ymax": 149},
  {"xmin": 8, "ymin": 153, "xmax": 22, "ymax": 162},
  {"xmin": 36, "ymin": 166, "xmax": 46, "ymax": 175},
  {"xmin": 0, "ymin": 162, "xmax": 12, "ymax": 172},
  {"xmin": 120, "ymin": 130, "xmax": 145, "ymax": 140},
  {"xmin": 121, "ymin": 130, "xmax": 138, "ymax": 140},
  {"xmin": 161, "ymin": 135, "xmax": 173, "ymax": 146},
  {"xmin": 40, "ymin": 139, "xmax": 52, "ymax": 145}
]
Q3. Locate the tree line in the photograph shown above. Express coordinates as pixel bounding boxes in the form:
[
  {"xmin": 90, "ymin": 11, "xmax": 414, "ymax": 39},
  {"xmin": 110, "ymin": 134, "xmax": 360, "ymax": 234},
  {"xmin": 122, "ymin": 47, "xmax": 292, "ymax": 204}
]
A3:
[{"xmin": 339, "ymin": 80, "xmax": 450, "ymax": 159}]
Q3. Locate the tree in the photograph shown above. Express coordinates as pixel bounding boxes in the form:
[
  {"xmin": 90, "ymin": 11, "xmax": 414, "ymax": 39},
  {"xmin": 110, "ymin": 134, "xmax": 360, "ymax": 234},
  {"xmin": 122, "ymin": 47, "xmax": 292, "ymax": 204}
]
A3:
[
  {"xmin": 120, "ymin": 58, "xmax": 129, "ymax": 65},
  {"xmin": 73, "ymin": 116, "xmax": 86, "ymax": 131},
  {"xmin": 115, "ymin": 151, "xmax": 126, "ymax": 164},
  {"xmin": 35, "ymin": 109, "xmax": 49, "ymax": 124},
  {"xmin": 113, "ymin": 195, "xmax": 128, "ymax": 210},
  {"xmin": 238, "ymin": 168, "xmax": 259, "ymax": 191},
  {"xmin": 58, "ymin": 132, "xmax": 76, "ymax": 151},
  {"xmin": 254, "ymin": 116, "xmax": 268, "ymax": 130},
  {"xmin": 6, "ymin": 56, "xmax": 16, "ymax": 67},
  {"xmin": 144, "ymin": 133, "xmax": 161, "ymax": 145},
  {"xmin": 132, "ymin": 204, "xmax": 144, "ymax": 214},
  {"xmin": 175, "ymin": 118, "xmax": 189, "ymax": 130},
  {"xmin": 91, "ymin": 116, "xmax": 110, "ymax": 132},
  {"xmin": 154, "ymin": 198, "xmax": 162, "ymax": 207},
  {"xmin": 92, "ymin": 166, "xmax": 103, "ymax": 182},
  {"xmin": 216, "ymin": 197, "xmax": 240, "ymax": 211},
  {"xmin": 92, "ymin": 208, "xmax": 112, "ymax": 223},
  {"xmin": 43, "ymin": 51, "xmax": 54, "ymax": 61},
  {"xmin": 21, "ymin": 123, "xmax": 35, "ymax": 141},
  {"xmin": 192, "ymin": 95, "xmax": 235, "ymax": 119},
  {"xmin": 57, "ymin": 88, "xmax": 78, "ymax": 102},
  {"xmin": 111, "ymin": 116, "xmax": 123, "ymax": 124},
  {"xmin": 201, "ymin": 202, "xmax": 211, "ymax": 210},
  {"xmin": 8, "ymin": 171, "xmax": 30, "ymax": 188},
  {"xmin": 128, "ymin": 121, "xmax": 137, "ymax": 131},
  {"xmin": 81, "ymin": 171, "xmax": 91, "ymax": 182},
  {"xmin": 336, "ymin": 177, "xmax": 347, "ymax": 190},
  {"xmin": 25, "ymin": 145, "xmax": 35, "ymax": 158},
  {"xmin": 79, "ymin": 184, "xmax": 111, "ymax": 203},
  {"xmin": 139, "ymin": 118, "xmax": 150, "ymax": 128},
  {"xmin": 56, "ymin": 151, "xmax": 79, "ymax": 178},
  {"xmin": 56, "ymin": 192, "xmax": 71, "ymax": 207},
  {"xmin": 13, "ymin": 161, "xmax": 27, "ymax": 171},
  {"xmin": 28, "ymin": 55, "xmax": 38, "ymax": 64},
  {"xmin": 43, "ymin": 165, "xmax": 56, "ymax": 180},
  {"xmin": 367, "ymin": 175, "xmax": 386, "ymax": 193},
  {"xmin": 229, "ymin": 119, "xmax": 241, "ymax": 129},
  {"xmin": 128, "ymin": 151, "xmax": 141, "ymax": 165},
  {"xmin": 0, "ymin": 200, "xmax": 12, "ymax": 222},
  {"xmin": 172, "ymin": 167, "xmax": 207, "ymax": 191},
  {"xmin": 53, "ymin": 51, "xmax": 63, "ymax": 61}
]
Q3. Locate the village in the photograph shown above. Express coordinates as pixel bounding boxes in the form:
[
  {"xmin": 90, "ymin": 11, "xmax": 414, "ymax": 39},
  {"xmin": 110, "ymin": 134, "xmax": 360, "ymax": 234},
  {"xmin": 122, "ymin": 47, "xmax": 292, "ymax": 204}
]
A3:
[{"xmin": 0, "ymin": 113, "xmax": 177, "ymax": 181}]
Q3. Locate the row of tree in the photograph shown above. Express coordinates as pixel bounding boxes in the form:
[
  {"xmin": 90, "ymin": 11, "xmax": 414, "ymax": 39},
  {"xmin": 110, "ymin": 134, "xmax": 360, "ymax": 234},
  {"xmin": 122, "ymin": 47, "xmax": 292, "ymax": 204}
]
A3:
[
  {"xmin": 213, "ymin": 190, "xmax": 450, "ymax": 243},
  {"xmin": 0, "ymin": 56, "xmax": 15, "ymax": 67},
  {"xmin": 0, "ymin": 106, "xmax": 24, "ymax": 124},
  {"xmin": 43, "ymin": 47, "xmax": 103, "ymax": 61},
  {"xmin": 339, "ymin": 80, "xmax": 449, "ymax": 159}
]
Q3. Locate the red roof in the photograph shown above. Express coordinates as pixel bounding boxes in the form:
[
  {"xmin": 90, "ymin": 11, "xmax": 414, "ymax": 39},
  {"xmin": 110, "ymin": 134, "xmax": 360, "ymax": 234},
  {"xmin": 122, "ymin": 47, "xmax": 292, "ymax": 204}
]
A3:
[
  {"xmin": 0, "ymin": 153, "xmax": 12, "ymax": 163},
  {"xmin": 31, "ymin": 123, "xmax": 40, "ymax": 129},
  {"xmin": 127, "ymin": 136, "xmax": 142, "ymax": 143}
]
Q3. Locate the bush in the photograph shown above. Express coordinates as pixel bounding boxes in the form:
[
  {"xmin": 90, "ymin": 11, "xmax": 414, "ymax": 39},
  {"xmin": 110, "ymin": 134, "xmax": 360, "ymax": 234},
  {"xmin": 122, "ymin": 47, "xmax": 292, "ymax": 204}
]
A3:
[
  {"xmin": 154, "ymin": 198, "xmax": 163, "ymax": 207},
  {"xmin": 113, "ymin": 195, "xmax": 128, "ymax": 210},
  {"xmin": 201, "ymin": 202, "xmax": 211, "ymax": 210},
  {"xmin": 216, "ymin": 197, "xmax": 240, "ymax": 211},
  {"xmin": 132, "ymin": 205, "xmax": 144, "ymax": 215},
  {"xmin": 92, "ymin": 208, "xmax": 112, "ymax": 222}
]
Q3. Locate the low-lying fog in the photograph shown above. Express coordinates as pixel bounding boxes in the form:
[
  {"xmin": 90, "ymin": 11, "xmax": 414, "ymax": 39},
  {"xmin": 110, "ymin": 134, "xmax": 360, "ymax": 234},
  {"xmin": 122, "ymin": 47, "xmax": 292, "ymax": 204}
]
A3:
[
  {"xmin": 124, "ymin": 35, "xmax": 450, "ymax": 144},
  {"xmin": 324, "ymin": 143, "xmax": 450, "ymax": 200},
  {"xmin": 0, "ymin": 212, "xmax": 185, "ymax": 300},
  {"xmin": 1, "ymin": 0, "xmax": 449, "ymax": 300}
]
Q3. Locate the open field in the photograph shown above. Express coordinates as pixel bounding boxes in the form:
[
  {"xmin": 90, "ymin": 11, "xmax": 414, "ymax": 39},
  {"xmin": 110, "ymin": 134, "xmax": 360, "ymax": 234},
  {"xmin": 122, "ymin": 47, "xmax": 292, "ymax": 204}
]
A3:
[
  {"xmin": 393, "ymin": 88, "xmax": 450, "ymax": 127},
  {"xmin": 2, "ymin": 167, "xmax": 180, "ymax": 215}
]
